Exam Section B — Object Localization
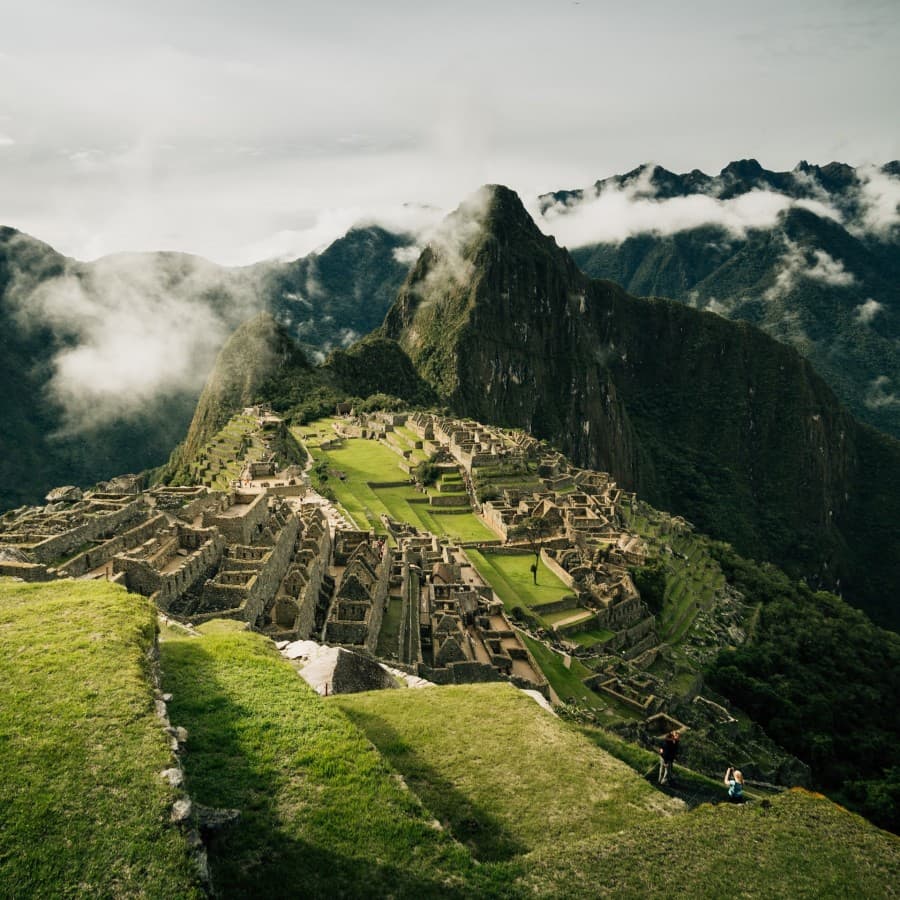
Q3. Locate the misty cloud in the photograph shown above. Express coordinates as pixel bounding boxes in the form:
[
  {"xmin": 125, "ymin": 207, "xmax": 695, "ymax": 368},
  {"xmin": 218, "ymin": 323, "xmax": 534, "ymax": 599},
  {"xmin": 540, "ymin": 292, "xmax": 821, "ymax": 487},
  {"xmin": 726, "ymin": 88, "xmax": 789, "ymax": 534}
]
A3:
[
  {"xmin": 865, "ymin": 375, "xmax": 899, "ymax": 409},
  {"xmin": 393, "ymin": 244, "xmax": 422, "ymax": 265},
  {"xmin": 853, "ymin": 165, "xmax": 900, "ymax": 237},
  {"xmin": 6, "ymin": 242, "xmax": 261, "ymax": 433},
  {"xmin": 855, "ymin": 298, "xmax": 884, "ymax": 324},
  {"xmin": 764, "ymin": 238, "xmax": 855, "ymax": 301},
  {"xmin": 533, "ymin": 167, "xmax": 843, "ymax": 249}
]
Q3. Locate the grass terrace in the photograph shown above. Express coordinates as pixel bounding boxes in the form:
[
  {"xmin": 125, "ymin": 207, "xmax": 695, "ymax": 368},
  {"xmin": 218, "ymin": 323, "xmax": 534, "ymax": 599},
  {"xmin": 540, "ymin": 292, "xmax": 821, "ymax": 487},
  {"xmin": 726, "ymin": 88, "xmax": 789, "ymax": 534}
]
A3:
[
  {"xmin": 466, "ymin": 549, "xmax": 573, "ymax": 613},
  {"xmin": 520, "ymin": 634, "xmax": 611, "ymax": 713},
  {"xmin": 160, "ymin": 622, "xmax": 499, "ymax": 897},
  {"xmin": 334, "ymin": 683, "xmax": 679, "ymax": 864},
  {"xmin": 0, "ymin": 580, "xmax": 201, "ymax": 897},
  {"xmin": 299, "ymin": 427, "xmax": 496, "ymax": 542}
]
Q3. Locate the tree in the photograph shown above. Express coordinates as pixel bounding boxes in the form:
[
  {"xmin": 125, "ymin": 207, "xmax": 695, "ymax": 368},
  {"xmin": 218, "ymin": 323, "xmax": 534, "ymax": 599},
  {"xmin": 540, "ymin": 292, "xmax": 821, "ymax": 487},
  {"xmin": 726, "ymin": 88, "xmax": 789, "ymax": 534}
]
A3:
[{"xmin": 522, "ymin": 515, "xmax": 551, "ymax": 584}]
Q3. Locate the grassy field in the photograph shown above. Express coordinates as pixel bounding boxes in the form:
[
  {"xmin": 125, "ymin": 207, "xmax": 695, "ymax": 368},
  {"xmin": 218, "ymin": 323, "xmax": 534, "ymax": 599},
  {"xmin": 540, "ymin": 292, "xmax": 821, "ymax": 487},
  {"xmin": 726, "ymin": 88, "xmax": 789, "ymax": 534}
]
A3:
[
  {"xmin": 466, "ymin": 550, "xmax": 572, "ymax": 611},
  {"xmin": 160, "ymin": 623, "xmax": 504, "ymax": 897},
  {"xmin": 300, "ymin": 429, "xmax": 496, "ymax": 542},
  {"xmin": 334, "ymin": 683, "xmax": 680, "ymax": 863},
  {"xmin": 0, "ymin": 580, "xmax": 201, "ymax": 897},
  {"xmin": 527, "ymin": 789, "xmax": 900, "ymax": 898},
  {"xmin": 521, "ymin": 633, "xmax": 611, "ymax": 713}
]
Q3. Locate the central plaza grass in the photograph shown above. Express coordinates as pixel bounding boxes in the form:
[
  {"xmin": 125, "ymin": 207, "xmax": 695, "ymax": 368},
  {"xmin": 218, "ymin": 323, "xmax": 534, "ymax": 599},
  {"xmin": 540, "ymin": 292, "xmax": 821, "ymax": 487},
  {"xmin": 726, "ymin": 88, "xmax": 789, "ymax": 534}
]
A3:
[
  {"xmin": 300, "ymin": 429, "xmax": 496, "ymax": 542},
  {"xmin": 465, "ymin": 549, "xmax": 572, "ymax": 611},
  {"xmin": 0, "ymin": 580, "xmax": 201, "ymax": 897},
  {"xmin": 160, "ymin": 624, "xmax": 506, "ymax": 897}
]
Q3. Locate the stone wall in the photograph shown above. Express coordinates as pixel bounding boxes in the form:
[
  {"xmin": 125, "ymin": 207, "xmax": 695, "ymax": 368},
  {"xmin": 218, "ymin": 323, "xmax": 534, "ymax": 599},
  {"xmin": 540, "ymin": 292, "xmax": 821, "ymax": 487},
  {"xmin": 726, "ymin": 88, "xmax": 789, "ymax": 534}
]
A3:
[
  {"xmin": 0, "ymin": 561, "xmax": 54, "ymax": 581},
  {"xmin": 364, "ymin": 542, "xmax": 392, "ymax": 655},
  {"xmin": 202, "ymin": 491, "xmax": 269, "ymax": 545},
  {"xmin": 59, "ymin": 513, "xmax": 166, "ymax": 578},
  {"xmin": 117, "ymin": 530, "xmax": 226, "ymax": 612},
  {"xmin": 31, "ymin": 498, "xmax": 146, "ymax": 564}
]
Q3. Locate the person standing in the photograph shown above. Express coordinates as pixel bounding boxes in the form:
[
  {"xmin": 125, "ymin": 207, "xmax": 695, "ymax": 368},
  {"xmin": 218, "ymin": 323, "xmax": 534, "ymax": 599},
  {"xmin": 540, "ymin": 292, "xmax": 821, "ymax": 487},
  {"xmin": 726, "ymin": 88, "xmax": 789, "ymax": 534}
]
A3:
[
  {"xmin": 658, "ymin": 731, "xmax": 680, "ymax": 785},
  {"xmin": 724, "ymin": 766, "xmax": 745, "ymax": 802}
]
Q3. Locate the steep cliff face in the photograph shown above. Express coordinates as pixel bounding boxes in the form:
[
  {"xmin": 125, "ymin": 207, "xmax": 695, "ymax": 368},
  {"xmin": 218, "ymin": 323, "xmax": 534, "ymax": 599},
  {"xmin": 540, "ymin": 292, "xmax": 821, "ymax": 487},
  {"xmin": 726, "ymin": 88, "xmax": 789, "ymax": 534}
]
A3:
[{"xmin": 383, "ymin": 186, "xmax": 900, "ymax": 626}]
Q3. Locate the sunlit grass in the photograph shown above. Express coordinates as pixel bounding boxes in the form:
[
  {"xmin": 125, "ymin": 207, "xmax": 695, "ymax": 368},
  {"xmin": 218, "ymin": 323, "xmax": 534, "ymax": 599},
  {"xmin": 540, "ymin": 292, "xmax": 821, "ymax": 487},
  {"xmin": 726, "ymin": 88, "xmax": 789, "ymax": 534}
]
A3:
[{"xmin": 0, "ymin": 580, "xmax": 201, "ymax": 897}]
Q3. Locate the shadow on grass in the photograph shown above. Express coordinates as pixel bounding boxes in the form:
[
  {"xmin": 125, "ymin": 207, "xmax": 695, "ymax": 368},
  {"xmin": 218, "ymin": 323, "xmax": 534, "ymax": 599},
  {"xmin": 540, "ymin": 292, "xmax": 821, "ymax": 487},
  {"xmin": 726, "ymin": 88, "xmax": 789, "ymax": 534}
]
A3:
[
  {"xmin": 338, "ymin": 705, "xmax": 528, "ymax": 863},
  {"xmin": 162, "ymin": 640, "xmax": 487, "ymax": 900}
]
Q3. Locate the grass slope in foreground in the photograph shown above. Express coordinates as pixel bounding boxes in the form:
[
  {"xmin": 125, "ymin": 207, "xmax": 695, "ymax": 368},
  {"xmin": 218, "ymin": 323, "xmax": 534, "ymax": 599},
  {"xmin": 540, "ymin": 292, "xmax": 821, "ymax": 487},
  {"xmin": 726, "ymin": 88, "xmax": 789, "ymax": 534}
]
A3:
[
  {"xmin": 334, "ymin": 683, "xmax": 681, "ymax": 865},
  {"xmin": 336, "ymin": 685, "xmax": 900, "ymax": 897},
  {"xmin": 160, "ymin": 622, "xmax": 504, "ymax": 898},
  {"xmin": 0, "ymin": 580, "xmax": 201, "ymax": 897}
]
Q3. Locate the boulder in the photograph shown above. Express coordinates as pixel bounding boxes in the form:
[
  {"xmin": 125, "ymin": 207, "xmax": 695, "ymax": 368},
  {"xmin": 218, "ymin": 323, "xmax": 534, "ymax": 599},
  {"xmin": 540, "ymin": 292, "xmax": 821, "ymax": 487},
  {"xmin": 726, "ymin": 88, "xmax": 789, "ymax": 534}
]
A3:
[{"xmin": 44, "ymin": 485, "xmax": 83, "ymax": 504}]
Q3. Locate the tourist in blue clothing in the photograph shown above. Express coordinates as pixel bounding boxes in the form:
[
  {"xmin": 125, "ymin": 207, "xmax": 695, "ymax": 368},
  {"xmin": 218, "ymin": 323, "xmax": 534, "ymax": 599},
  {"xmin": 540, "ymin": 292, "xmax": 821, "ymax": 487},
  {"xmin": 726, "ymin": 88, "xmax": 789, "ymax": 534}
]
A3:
[{"xmin": 724, "ymin": 766, "xmax": 745, "ymax": 802}]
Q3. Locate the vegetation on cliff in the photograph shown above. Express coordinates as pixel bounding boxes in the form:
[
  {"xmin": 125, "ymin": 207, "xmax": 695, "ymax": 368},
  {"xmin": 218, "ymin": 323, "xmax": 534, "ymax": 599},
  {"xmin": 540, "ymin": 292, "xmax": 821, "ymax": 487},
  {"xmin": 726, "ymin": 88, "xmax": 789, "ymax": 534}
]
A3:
[{"xmin": 705, "ymin": 543, "xmax": 900, "ymax": 833}]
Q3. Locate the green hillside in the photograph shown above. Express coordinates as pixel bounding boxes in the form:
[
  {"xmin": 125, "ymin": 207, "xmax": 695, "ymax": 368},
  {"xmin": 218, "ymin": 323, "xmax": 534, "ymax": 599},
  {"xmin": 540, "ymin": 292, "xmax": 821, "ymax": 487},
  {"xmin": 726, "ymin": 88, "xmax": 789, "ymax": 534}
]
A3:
[
  {"xmin": 159, "ymin": 621, "xmax": 899, "ymax": 897},
  {"xmin": 0, "ymin": 580, "xmax": 201, "ymax": 897}
]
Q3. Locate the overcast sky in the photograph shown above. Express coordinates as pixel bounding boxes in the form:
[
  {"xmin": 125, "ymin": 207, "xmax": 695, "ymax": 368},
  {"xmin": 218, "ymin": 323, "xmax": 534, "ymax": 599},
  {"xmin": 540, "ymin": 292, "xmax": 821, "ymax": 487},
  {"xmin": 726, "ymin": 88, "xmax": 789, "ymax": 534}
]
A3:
[{"xmin": 0, "ymin": 0, "xmax": 897, "ymax": 264}]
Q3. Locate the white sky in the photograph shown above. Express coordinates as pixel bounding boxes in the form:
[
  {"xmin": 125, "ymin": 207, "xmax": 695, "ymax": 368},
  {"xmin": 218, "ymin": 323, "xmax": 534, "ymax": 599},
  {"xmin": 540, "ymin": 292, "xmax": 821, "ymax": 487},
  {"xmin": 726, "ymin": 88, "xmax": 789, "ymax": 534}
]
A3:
[{"xmin": 0, "ymin": 0, "xmax": 898, "ymax": 264}]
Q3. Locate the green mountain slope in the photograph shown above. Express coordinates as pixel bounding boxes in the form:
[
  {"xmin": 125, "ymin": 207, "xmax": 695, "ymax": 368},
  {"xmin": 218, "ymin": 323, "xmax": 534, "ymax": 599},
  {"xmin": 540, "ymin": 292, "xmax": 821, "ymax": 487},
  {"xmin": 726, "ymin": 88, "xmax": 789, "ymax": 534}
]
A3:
[
  {"xmin": 543, "ymin": 161, "xmax": 900, "ymax": 439},
  {"xmin": 382, "ymin": 186, "xmax": 900, "ymax": 629}
]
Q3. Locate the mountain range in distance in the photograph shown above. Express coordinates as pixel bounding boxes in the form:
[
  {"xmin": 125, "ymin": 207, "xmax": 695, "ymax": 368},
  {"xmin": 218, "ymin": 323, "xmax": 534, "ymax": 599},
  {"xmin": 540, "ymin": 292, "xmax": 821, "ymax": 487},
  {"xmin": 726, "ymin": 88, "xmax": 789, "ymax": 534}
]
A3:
[{"xmin": 3, "ymin": 159, "xmax": 900, "ymax": 633}]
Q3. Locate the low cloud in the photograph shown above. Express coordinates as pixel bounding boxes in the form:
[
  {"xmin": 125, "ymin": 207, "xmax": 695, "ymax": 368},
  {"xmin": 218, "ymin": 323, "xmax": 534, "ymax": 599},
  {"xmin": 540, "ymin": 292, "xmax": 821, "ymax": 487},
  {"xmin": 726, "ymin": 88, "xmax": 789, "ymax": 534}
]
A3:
[
  {"xmin": 764, "ymin": 238, "xmax": 855, "ymax": 301},
  {"xmin": 6, "ymin": 239, "xmax": 261, "ymax": 433},
  {"xmin": 416, "ymin": 186, "xmax": 493, "ymax": 299},
  {"xmin": 237, "ymin": 203, "xmax": 443, "ymax": 264},
  {"xmin": 393, "ymin": 244, "xmax": 422, "ymax": 264},
  {"xmin": 0, "ymin": 134, "xmax": 14, "ymax": 147},
  {"xmin": 533, "ymin": 166, "xmax": 843, "ymax": 249},
  {"xmin": 865, "ymin": 375, "xmax": 899, "ymax": 410},
  {"xmin": 855, "ymin": 298, "xmax": 884, "ymax": 324},
  {"xmin": 853, "ymin": 165, "xmax": 900, "ymax": 237}
]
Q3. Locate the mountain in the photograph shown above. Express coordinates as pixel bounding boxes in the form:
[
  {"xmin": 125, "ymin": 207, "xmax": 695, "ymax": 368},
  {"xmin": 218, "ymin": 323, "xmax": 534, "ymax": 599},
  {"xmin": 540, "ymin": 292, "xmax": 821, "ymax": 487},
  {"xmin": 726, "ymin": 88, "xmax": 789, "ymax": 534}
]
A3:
[
  {"xmin": 255, "ymin": 225, "xmax": 415, "ymax": 356},
  {"xmin": 383, "ymin": 185, "xmax": 900, "ymax": 629},
  {"xmin": 0, "ymin": 228, "xmax": 217, "ymax": 510},
  {"xmin": 164, "ymin": 313, "xmax": 435, "ymax": 482},
  {"xmin": 540, "ymin": 160, "xmax": 900, "ymax": 439},
  {"xmin": 0, "ymin": 225, "xmax": 414, "ymax": 508}
]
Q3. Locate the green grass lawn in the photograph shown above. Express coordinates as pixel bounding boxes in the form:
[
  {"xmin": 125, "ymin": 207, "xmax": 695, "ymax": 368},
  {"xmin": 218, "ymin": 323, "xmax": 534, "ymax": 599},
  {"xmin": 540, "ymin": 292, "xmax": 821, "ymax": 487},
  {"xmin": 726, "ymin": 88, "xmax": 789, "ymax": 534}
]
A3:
[
  {"xmin": 466, "ymin": 550, "xmax": 572, "ymax": 611},
  {"xmin": 567, "ymin": 627, "xmax": 616, "ymax": 648},
  {"xmin": 527, "ymin": 789, "xmax": 900, "ymax": 898},
  {"xmin": 334, "ymin": 683, "xmax": 680, "ymax": 864},
  {"xmin": 160, "ymin": 624, "xmax": 503, "ymax": 898},
  {"xmin": 302, "ymin": 431, "xmax": 495, "ymax": 542},
  {"xmin": 0, "ymin": 580, "xmax": 201, "ymax": 897},
  {"xmin": 520, "ymin": 633, "xmax": 611, "ymax": 712}
]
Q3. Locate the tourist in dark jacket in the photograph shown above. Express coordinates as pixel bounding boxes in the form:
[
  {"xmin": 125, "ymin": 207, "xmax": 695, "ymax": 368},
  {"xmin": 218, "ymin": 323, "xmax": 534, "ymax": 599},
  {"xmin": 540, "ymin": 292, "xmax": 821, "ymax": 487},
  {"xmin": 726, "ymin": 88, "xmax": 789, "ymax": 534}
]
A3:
[{"xmin": 658, "ymin": 731, "xmax": 680, "ymax": 785}]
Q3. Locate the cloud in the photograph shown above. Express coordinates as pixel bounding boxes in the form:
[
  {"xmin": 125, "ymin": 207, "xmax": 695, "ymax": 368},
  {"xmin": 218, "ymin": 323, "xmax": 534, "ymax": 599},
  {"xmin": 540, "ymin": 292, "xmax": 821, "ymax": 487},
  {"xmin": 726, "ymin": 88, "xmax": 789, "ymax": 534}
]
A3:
[
  {"xmin": 764, "ymin": 238, "xmax": 855, "ymax": 300},
  {"xmin": 853, "ymin": 165, "xmax": 900, "ymax": 236},
  {"xmin": 393, "ymin": 244, "xmax": 422, "ymax": 264},
  {"xmin": 5, "ymin": 239, "xmax": 261, "ymax": 433},
  {"xmin": 417, "ymin": 186, "xmax": 493, "ymax": 298},
  {"xmin": 0, "ymin": 134, "xmax": 13, "ymax": 147},
  {"xmin": 865, "ymin": 375, "xmax": 899, "ymax": 410},
  {"xmin": 854, "ymin": 298, "xmax": 884, "ymax": 324},
  {"xmin": 233, "ymin": 202, "xmax": 442, "ymax": 264},
  {"xmin": 533, "ymin": 166, "xmax": 843, "ymax": 248}
]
